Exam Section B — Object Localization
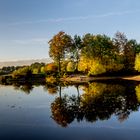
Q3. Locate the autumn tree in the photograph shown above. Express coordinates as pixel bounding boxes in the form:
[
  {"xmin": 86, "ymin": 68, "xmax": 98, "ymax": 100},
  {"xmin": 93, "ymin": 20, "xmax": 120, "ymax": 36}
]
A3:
[
  {"xmin": 79, "ymin": 34, "xmax": 107, "ymax": 75},
  {"xmin": 113, "ymin": 32, "xmax": 136, "ymax": 71},
  {"xmin": 44, "ymin": 63, "xmax": 58, "ymax": 74},
  {"xmin": 48, "ymin": 31, "xmax": 139, "ymax": 75},
  {"xmin": 135, "ymin": 53, "xmax": 140, "ymax": 72},
  {"xmin": 48, "ymin": 31, "xmax": 73, "ymax": 75}
]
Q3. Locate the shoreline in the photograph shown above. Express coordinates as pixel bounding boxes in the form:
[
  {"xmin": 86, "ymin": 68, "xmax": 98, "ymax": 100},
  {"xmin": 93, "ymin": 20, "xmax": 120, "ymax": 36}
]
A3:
[
  {"xmin": 1, "ymin": 74, "xmax": 140, "ymax": 85},
  {"xmin": 61, "ymin": 75, "xmax": 140, "ymax": 82}
]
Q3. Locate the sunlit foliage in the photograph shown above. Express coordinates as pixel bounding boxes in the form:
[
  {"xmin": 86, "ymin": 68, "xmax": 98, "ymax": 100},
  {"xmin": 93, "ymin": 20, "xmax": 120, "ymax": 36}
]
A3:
[
  {"xmin": 40, "ymin": 66, "xmax": 45, "ymax": 74},
  {"xmin": 135, "ymin": 53, "xmax": 140, "ymax": 72},
  {"xmin": 12, "ymin": 66, "xmax": 32, "ymax": 78},
  {"xmin": 49, "ymin": 31, "xmax": 73, "ymax": 73},
  {"xmin": 30, "ymin": 62, "xmax": 45, "ymax": 74},
  {"xmin": 43, "ymin": 84, "xmax": 58, "ymax": 95},
  {"xmin": 67, "ymin": 61, "xmax": 76, "ymax": 72},
  {"xmin": 44, "ymin": 63, "xmax": 58, "ymax": 73},
  {"xmin": 60, "ymin": 60, "xmax": 69, "ymax": 73},
  {"xmin": 32, "ymin": 68, "xmax": 39, "ymax": 74}
]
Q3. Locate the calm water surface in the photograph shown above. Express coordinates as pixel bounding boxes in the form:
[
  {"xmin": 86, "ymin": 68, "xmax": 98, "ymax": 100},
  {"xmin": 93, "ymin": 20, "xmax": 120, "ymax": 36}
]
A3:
[{"xmin": 0, "ymin": 81, "xmax": 140, "ymax": 140}]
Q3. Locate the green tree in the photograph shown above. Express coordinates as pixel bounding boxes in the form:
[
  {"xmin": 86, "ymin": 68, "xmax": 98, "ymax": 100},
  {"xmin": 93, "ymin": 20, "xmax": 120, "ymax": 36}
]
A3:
[
  {"xmin": 82, "ymin": 34, "xmax": 112, "ymax": 59},
  {"xmin": 32, "ymin": 68, "xmax": 39, "ymax": 74},
  {"xmin": 79, "ymin": 34, "xmax": 123, "ymax": 75},
  {"xmin": 113, "ymin": 32, "xmax": 136, "ymax": 71},
  {"xmin": 71, "ymin": 35, "xmax": 83, "ymax": 71},
  {"xmin": 40, "ymin": 66, "xmax": 45, "ymax": 74},
  {"xmin": 30, "ymin": 62, "xmax": 45, "ymax": 74},
  {"xmin": 12, "ymin": 66, "xmax": 32, "ymax": 78},
  {"xmin": 135, "ymin": 43, "xmax": 140, "ymax": 54}
]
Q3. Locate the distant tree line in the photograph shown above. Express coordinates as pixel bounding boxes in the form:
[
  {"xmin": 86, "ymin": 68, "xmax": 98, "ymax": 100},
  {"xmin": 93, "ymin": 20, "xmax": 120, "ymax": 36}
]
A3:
[
  {"xmin": 12, "ymin": 62, "xmax": 45, "ymax": 78},
  {"xmin": 0, "ymin": 66, "xmax": 23, "ymax": 75},
  {"xmin": 10, "ymin": 62, "xmax": 58, "ymax": 83}
]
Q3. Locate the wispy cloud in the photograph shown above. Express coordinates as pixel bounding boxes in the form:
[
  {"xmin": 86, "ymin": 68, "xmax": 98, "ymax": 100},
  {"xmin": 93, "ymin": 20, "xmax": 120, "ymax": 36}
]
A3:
[
  {"xmin": 11, "ymin": 38, "xmax": 48, "ymax": 45},
  {"xmin": 10, "ymin": 9, "xmax": 140, "ymax": 25}
]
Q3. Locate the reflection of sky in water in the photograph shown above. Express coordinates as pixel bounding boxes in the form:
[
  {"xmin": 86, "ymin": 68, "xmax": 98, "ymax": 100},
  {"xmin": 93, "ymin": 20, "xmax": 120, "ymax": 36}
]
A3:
[{"xmin": 0, "ymin": 84, "xmax": 140, "ymax": 140}]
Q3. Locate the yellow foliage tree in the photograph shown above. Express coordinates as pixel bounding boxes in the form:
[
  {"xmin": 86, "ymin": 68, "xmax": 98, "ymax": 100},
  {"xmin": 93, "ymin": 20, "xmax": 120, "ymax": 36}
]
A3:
[
  {"xmin": 88, "ymin": 59, "xmax": 106, "ymax": 75},
  {"xmin": 49, "ymin": 31, "xmax": 73, "ymax": 74},
  {"xmin": 135, "ymin": 53, "xmax": 140, "ymax": 72},
  {"xmin": 67, "ymin": 61, "xmax": 76, "ymax": 72},
  {"xmin": 44, "ymin": 63, "xmax": 58, "ymax": 73},
  {"xmin": 78, "ymin": 57, "xmax": 106, "ymax": 75}
]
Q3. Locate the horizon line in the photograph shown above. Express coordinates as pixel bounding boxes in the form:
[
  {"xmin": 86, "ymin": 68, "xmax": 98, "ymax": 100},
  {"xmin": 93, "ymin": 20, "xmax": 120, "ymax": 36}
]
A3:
[{"xmin": 0, "ymin": 57, "xmax": 52, "ymax": 63}]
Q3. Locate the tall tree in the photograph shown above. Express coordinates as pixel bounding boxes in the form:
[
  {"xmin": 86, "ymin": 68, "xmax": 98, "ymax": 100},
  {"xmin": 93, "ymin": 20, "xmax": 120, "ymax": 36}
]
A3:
[
  {"xmin": 80, "ymin": 34, "xmax": 122, "ymax": 75},
  {"xmin": 82, "ymin": 34, "xmax": 113, "ymax": 60},
  {"xmin": 113, "ymin": 32, "xmax": 136, "ymax": 71},
  {"xmin": 71, "ymin": 35, "xmax": 83, "ymax": 71},
  {"xmin": 48, "ymin": 31, "xmax": 73, "ymax": 75}
]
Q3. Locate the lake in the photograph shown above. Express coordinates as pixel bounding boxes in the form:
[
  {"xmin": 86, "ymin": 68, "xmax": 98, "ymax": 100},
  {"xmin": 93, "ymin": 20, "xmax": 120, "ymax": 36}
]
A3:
[{"xmin": 0, "ymin": 80, "xmax": 140, "ymax": 140}]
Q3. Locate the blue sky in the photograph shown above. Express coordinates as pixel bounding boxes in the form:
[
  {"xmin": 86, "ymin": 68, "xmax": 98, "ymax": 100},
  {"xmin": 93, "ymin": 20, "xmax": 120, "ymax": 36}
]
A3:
[{"xmin": 0, "ymin": 0, "xmax": 140, "ymax": 61}]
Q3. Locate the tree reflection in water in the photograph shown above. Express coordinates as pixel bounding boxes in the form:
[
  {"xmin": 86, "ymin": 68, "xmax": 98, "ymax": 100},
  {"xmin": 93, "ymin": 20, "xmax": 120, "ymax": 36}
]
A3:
[
  {"xmin": 51, "ymin": 82, "xmax": 140, "ymax": 127},
  {"xmin": 11, "ymin": 81, "xmax": 140, "ymax": 127},
  {"xmin": 43, "ymin": 84, "xmax": 58, "ymax": 95},
  {"xmin": 13, "ymin": 82, "xmax": 34, "ymax": 94},
  {"xmin": 135, "ymin": 84, "xmax": 140, "ymax": 103}
]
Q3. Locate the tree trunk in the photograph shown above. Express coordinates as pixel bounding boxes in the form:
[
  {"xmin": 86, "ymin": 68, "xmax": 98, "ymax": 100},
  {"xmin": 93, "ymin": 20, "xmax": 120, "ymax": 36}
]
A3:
[
  {"xmin": 59, "ymin": 86, "xmax": 62, "ymax": 99},
  {"xmin": 58, "ymin": 56, "xmax": 61, "ymax": 76}
]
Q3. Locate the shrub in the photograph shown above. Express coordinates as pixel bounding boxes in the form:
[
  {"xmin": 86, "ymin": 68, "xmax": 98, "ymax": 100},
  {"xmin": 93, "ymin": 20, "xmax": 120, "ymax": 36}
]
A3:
[
  {"xmin": 44, "ymin": 63, "xmax": 58, "ymax": 73},
  {"xmin": 67, "ymin": 61, "xmax": 76, "ymax": 72}
]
